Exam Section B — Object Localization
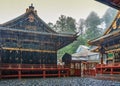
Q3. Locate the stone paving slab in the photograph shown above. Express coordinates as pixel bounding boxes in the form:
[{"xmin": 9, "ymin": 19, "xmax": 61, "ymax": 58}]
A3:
[
  {"xmin": 92, "ymin": 74, "xmax": 120, "ymax": 82},
  {"xmin": 0, "ymin": 77, "xmax": 120, "ymax": 86}
]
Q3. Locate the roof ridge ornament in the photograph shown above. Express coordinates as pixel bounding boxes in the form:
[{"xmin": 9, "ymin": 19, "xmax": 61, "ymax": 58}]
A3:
[
  {"xmin": 26, "ymin": 3, "xmax": 37, "ymax": 14},
  {"xmin": 31, "ymin": 3, "xmax": 33, "ymax": 7},
  {"xmin": 29, "ymin": 3, "xmax": 34, "ymax": 10}
]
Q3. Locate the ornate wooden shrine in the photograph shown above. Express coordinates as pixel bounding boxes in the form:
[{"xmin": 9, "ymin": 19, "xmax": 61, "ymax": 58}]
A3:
[
  {"xmin": 88, "ymin": 0, "xmax": 120, "ymax": 74},
  {"xmin": 0, "ymin": 4, "xmax": 77, "ymax": 79},
  {"xmin": 62, "ymin": 53, "xmax": 81, "ymax": 76}
]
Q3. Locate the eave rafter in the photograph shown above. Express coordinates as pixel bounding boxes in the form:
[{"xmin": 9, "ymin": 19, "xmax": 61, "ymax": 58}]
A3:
[
  {"xmin": 95, "ymin": 0, "xmax": 120, "ymax": 10},
  {"xmin": 1, "ymin": 47, "xmax": 57, "ymax": 53}
]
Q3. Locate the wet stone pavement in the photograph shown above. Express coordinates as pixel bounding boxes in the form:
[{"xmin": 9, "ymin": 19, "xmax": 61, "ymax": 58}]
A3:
[{"xmin": 0, "ymin": 77, "xmax": 120, "ymax": 86}]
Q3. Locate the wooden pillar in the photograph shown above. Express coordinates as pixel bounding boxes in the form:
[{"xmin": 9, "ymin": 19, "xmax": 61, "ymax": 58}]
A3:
[
  {"xmin": 100, "ymin": 66, "xmax": 103, "ymax": 74},
  {"xmin": 110, "ymin": 68, "xmax": 113, "ymax": 75},
  {"xmin": 101, "ymin": 53, "xmax": 103, "ymax": 64},
  {"xmin": 67, "ymin": 70, "xmax": 69, "ymax": 77},
  {"xmin": 100, "ymin": 53, "xmax": 104, "ymax": 74},
  {"xmin": 43, "ymin": 70, "xmax": 46, "ymax": 78},
  {"xmin": 58, "ymin": 70, "xmax": 60, "ymax": 77},
  {"xmin": 80, "ymin": 62, "xmax": 81, "ymax": 77},
  {"xmin": 74, "ymin": 62, "xmax": 75, "ymax": 69},
  {"xmin": 95, "ymin": 67, "xmax": 98, "ymax": 74},
  {"xmin": 85, "ymin": 63, "xmax": 87, "ymax": 75},
  {"xmin": 93, "ymin": 69, "xmax": 96, "ymax": 76},
  {"xmin": 18, "ymin": 70, "xmax": 21, "ymax": 79}
]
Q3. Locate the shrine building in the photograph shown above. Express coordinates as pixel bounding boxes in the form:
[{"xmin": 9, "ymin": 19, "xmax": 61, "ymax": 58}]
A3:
[
  {"xmin": 88, "ymin": 0, "xmax": 120, "ymax": 74},
  {"xmin": 0, "ymin": 4, "xmax": 77, "ymax": 79}
]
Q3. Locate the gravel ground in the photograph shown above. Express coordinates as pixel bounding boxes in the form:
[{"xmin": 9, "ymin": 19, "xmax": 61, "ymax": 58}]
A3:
[{"xmin": 0, "ymin": 77, "xmax": 120, "ymax": 86}]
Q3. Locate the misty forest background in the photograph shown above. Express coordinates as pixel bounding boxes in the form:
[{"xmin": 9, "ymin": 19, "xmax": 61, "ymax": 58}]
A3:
[{"xmin": 47, "ymin": 8, "xmax": 117, "ymax": 58}]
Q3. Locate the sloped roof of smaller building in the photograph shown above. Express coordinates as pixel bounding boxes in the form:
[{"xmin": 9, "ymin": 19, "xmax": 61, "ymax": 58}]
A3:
[
  {"xmin": 72, "ymin": 49, "xmax": 98, "ymax": 57},
  {"xmin": 72, "ymin": 45, "xmax": 98, "ymax": 57},
  {"xmin": 72, "ymin": 57, "xmax": 88, "ymax": 61},
  {"xmin": 76, "ymin": 45, "xmax": 89, "ymax": 53}
]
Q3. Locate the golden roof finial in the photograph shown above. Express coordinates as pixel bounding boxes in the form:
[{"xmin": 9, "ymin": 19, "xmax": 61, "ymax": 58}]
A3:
[
  {"xmin": 29, "ymin": 3, "xmax": 34, "ymax": 10},
  {"xmin": 26, "ymin": 3, "xmax": 37, "ymax": 14}
]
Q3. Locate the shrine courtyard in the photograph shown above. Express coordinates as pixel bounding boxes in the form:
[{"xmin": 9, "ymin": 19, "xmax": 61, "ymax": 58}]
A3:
[{"xmin": 0, "ymin": 77, "xmax": 120, "ymax": 86}]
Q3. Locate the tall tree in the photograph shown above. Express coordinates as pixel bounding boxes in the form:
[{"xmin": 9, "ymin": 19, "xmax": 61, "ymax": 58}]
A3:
[
  {"xmin": 102, "ymin": 8, "xmax": 117, "ymax": 30},
  {"xmin": 78, "ymin": 18, "xmax": 85, "ymax": 35},
  {"xmin": 85, "ymin": 11, "xmax": 102, "ymax": 40},
  {"xmin": 48, "ymin": 22, "xmax": 54, "ymax": 29},
  {"xmin": 48, "ymin": 22, "xmax": 59, "ymax": 32},
  {"xmin": 66, "ymin": 17, "xmax": 76, "ymax": 33},
  {"xmin": 56, "ymin": 15, "xmax": 67, "ymax": 32},
  {"xmin": 55, "ymin": 15, "xmax": 77, "ymax": 33}
]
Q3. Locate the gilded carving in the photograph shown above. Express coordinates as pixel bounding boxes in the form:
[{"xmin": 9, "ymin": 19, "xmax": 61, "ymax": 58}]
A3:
[
  {"xmin": 25, "ymin": 25, "xmax": 37, "ymax": 31},
  {"xmin": 28, "ymin": 14, "xmax": 35, "ymax": 22},
  {"xmin": 112, "ymin": 21, "xmax": 117, "ymax": 29}
]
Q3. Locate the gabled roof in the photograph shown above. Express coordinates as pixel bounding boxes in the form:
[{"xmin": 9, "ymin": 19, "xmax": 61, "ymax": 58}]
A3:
[
  {"xmin": 76, "ymin": 45, "xmax": 89, "ymax": 53},
  {"xmin": 0, "ymin": 4, "xmax": 57, "ymax": 34},
  {"xmin": 104, "ymin": 11, "xmax": 120, "ymax": 35},
  {"xmin": 95, "ymin": 0, "xmax": 120, "ymax": 10},
  {"xmin": 0, "ymin": 4, "xmax": 78, "ymax": 51}
]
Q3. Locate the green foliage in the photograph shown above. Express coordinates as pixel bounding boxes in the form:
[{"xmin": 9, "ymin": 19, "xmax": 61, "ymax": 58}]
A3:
[
  {"xmin": 85, "ymin": 11, "xmax": 102, "ymax": 40},
  {"xmin": 56, "ymin": 15, "xmax": 67, "ymax": 32},
  {"xmin": 85, "ymin": 12, "xmax": 101, "ymax": 27},
  {"xmin": 66, "ymin": 17, "xmax": 76, "ymax": 33},
  {"xmin": 48, "ymin": 8, "xmax": 116, "ymax": 59},
  {"xmin": 102, "ymin": 8, "xmax": 117, "ymax": 29},
  {"xmin": 55, "ymin": 15, "xmax": 76, "ymax": 33},
  {"xmin": 78, "ymin": 19, "xmax": 85, "ymax": 35},
  {"xmin": 57, "ymin": 35, "xmax": 87, "ymax": 58}
]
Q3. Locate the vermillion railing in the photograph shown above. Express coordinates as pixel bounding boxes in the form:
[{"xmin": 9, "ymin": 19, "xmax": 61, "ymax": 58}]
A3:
[
  {"xmin": 96, "ymin": 63, "xmax": 120, "ymax": 74},
  {"xmin": 96, "ymin": 63, "xmax": 120, "ymax": 68},
  {"xmin": 0, "ymin": 63, "xmax": 70, "ymax": 79}
]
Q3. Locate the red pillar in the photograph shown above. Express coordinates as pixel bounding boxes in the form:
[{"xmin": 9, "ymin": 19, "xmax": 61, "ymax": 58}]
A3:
[
  {"xmin": 100, "ymin": 66, "xmax": 103, "ymax": 74},
  {"xmin": 67, "ymin": 70, "xmax": 69, "ymax": 77},
  {"xmin": 58, "ymin": 70, "xmax": 60, "ymax": 77},
  {"xmin": 43, "ymin": 70, "xmax": 46, "ymax": 78},
  {"xmin": 110, "ymin": 68, "xmax": 113, "ymax": 75},
  {"xmin": 18, "ymin": 70, "xmax": 21, "ymax": 79},
  {"xmin": 95, "ymin": 67, "xmax": 97, "ymax": 75}
]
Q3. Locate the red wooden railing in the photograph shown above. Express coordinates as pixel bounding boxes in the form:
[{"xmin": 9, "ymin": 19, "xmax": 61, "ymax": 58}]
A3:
[
  {"xmin": 96, "ymin": 63, "xmax": 120, "ymax": 68},
  {"xmin": 0, "ymin": 64, "xmax": 70, "ymax": 79},
  {"xmin": 96, "ymin": 63, "xmax": 120, "ymax": 74}
]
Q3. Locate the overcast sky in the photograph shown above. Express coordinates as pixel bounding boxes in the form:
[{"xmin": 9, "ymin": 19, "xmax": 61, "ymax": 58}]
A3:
[{"xmin": 0, "ymin": 0, "xmax": 110, "ymax": 24}]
